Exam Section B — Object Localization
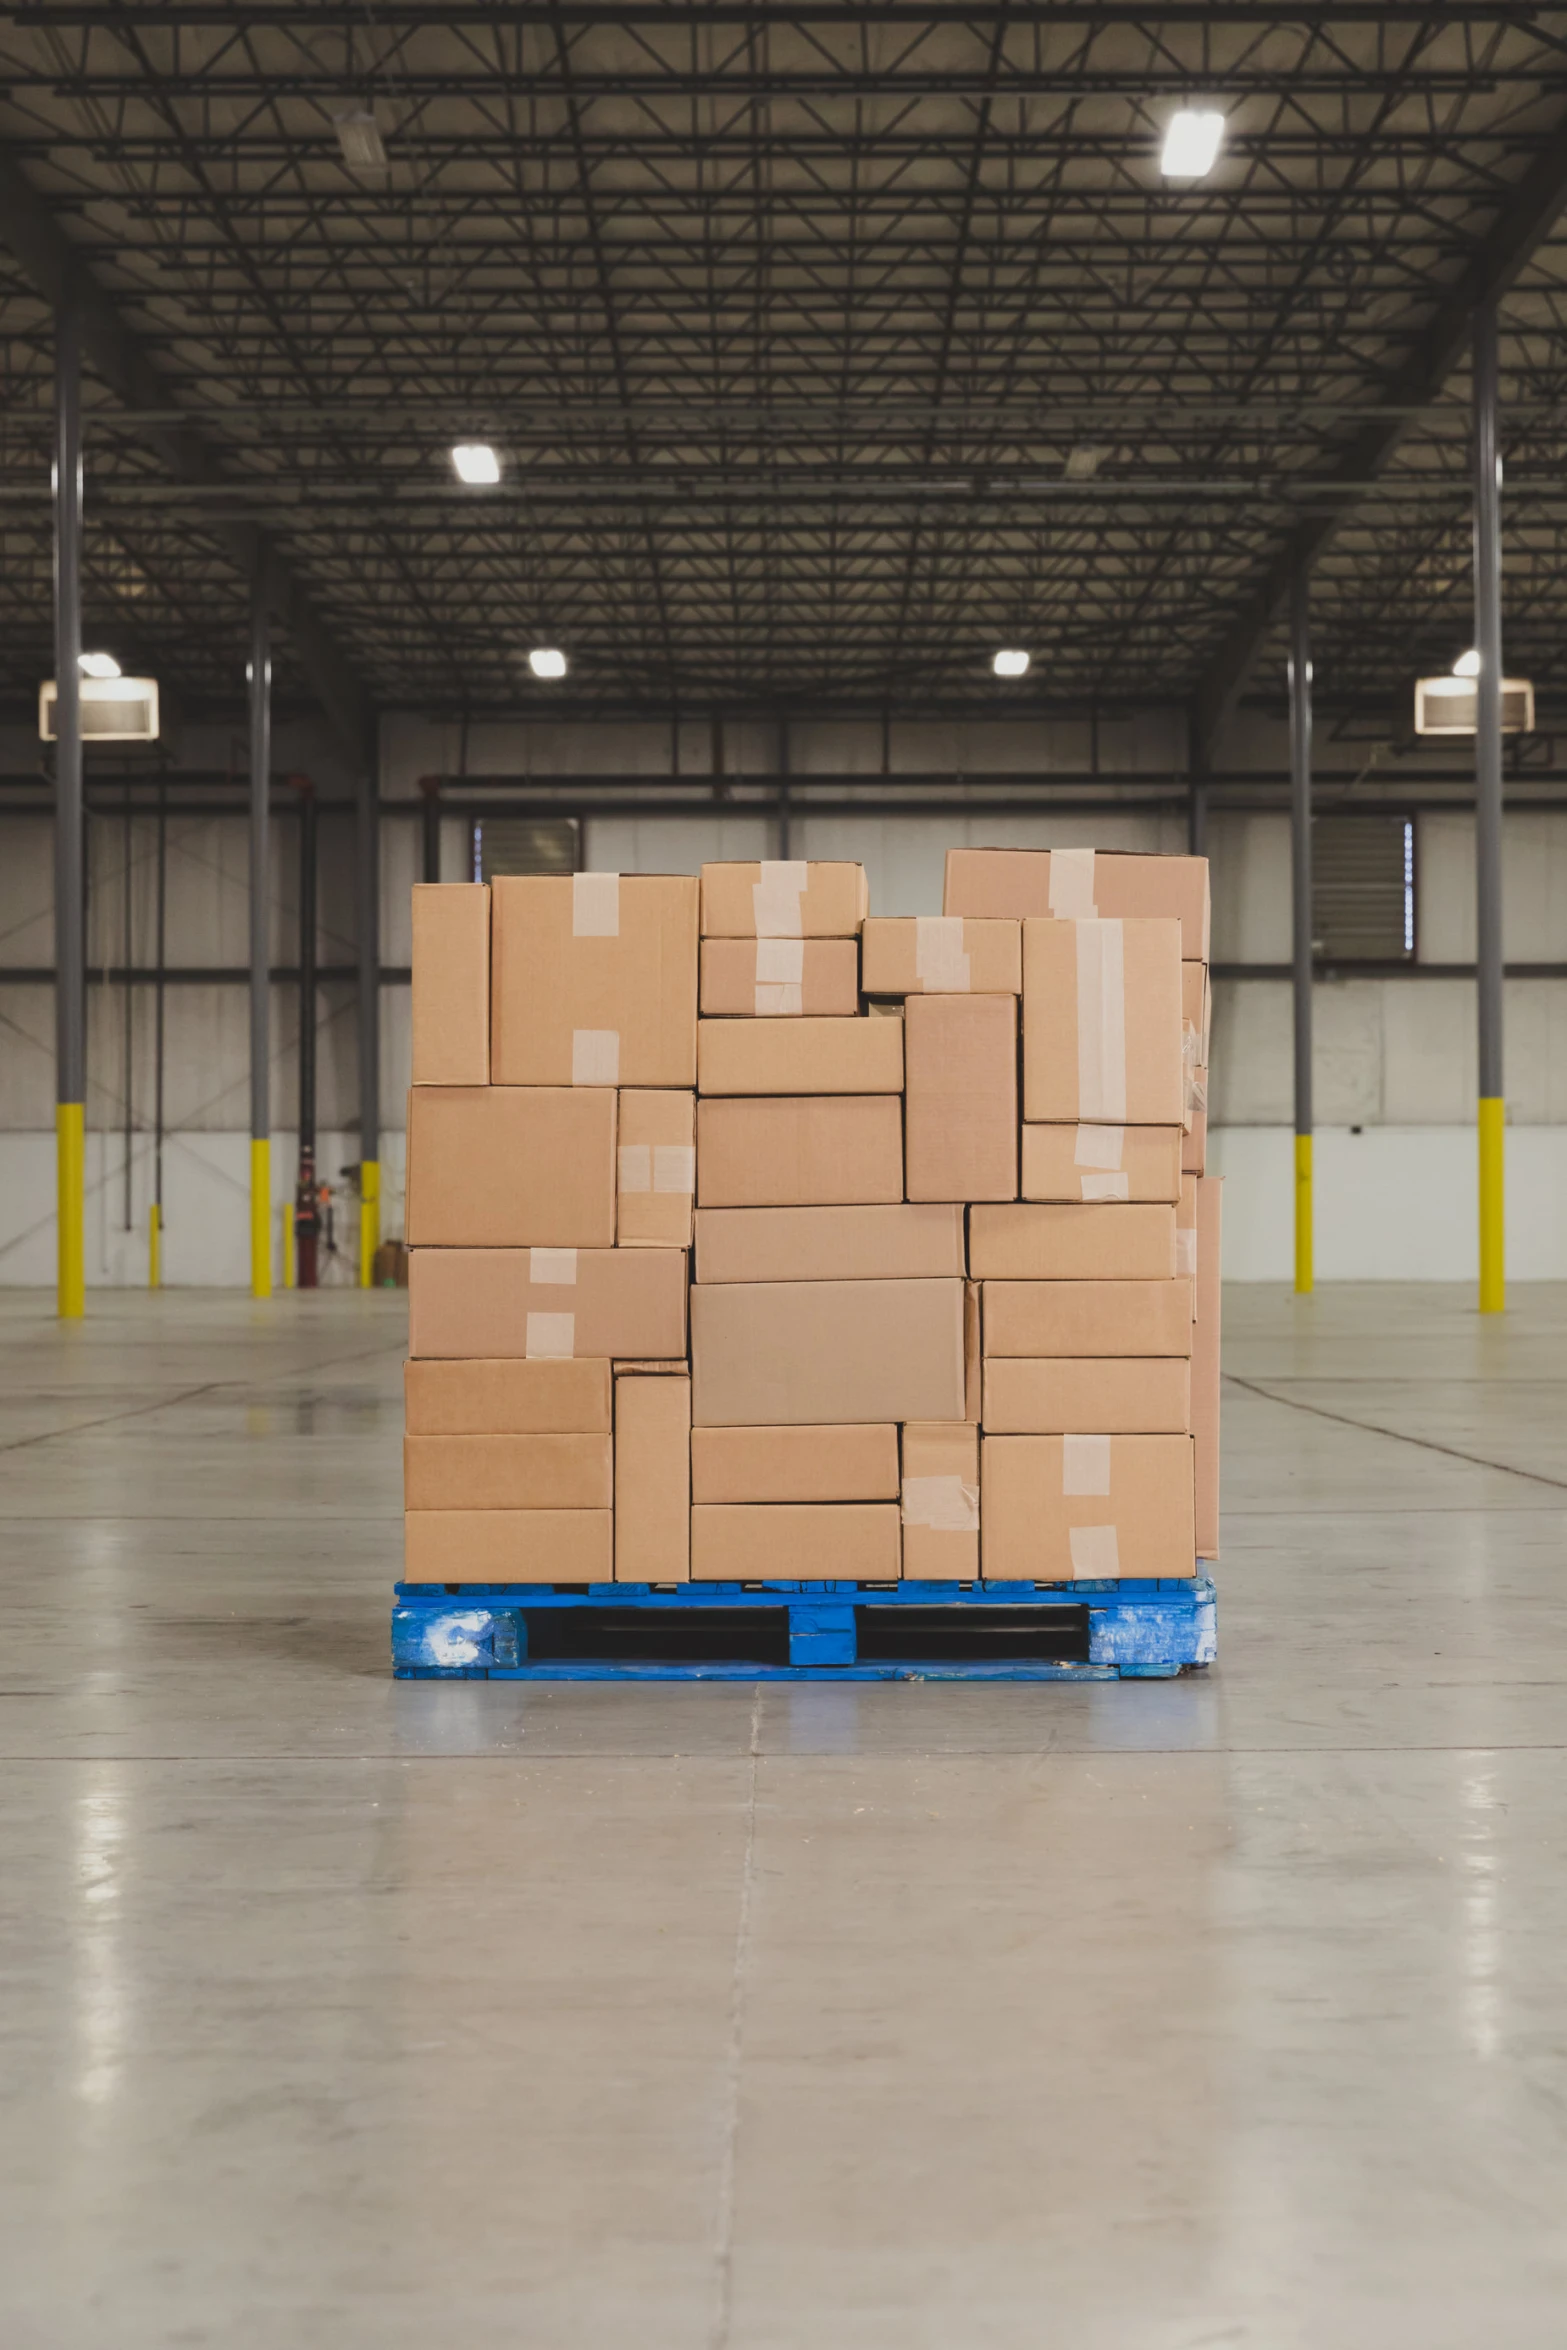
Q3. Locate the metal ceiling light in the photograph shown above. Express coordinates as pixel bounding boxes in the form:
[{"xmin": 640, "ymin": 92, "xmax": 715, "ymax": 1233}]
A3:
[
  {"xmin": 451, "ymin": 442, "xmax": 501, "ymax": 485},
  {"xmin": 528, "ymin": 647, "xmax": 568, "ymax": 681},
  {"xmin": 79, "ymin": 651, "xmax": 121, "ymax": 679},
  {"xmin": 335, "ymin": 109, "xmax": 387, "ymax": 172},
  {"xmin": 992, "ymin": 649, "xmax": 1030, "ymax": 678},
  {"xmin": 1452, "ymin": 648, "xmax": 1482, "ymax": 677},
  {"xmin": 1161, "ymin": 110, "xmax": 1225, "ymax": 181}
]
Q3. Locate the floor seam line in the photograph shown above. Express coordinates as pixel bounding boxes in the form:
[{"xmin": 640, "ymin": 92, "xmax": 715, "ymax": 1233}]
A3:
[{"xmin": 709, "ymin": 1686, "xmax": 762, "ymax": 2350}]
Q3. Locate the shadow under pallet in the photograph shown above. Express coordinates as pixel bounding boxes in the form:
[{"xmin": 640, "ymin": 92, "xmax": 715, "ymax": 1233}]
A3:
[{"xmin": 392, "ymin": 1574, "xmax": 1217, "ymax": 1682}]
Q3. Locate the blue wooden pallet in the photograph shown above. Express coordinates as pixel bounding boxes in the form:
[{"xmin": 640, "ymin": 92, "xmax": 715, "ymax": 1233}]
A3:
[{"xmin": 392, "ymin": 1574, "xmax": 1216, "ymax": 1682}]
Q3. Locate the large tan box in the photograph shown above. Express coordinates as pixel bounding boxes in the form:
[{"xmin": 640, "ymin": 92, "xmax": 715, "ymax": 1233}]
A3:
[
  {"xmin": 691, "ymin": 1276, "xmax": 966, "ymax": 1426},
  {"xmin": 1183, "ymin": 1108, "xmax": 1207, "ymax": 1176},
  {"xmin": 691, "ymin": 1503, "xmax": 899, "ymax": 1580},
  {"xmin": 701, "ymin": 860, "xmax": 868, "ymax": 938},
  {"xmin": 404, "ymin": 1358, "xmax": 612, "ymax": 1435},
  {"xmin": 1022, "ymin": 917, "xmax": 1183, "ymax": 1126},
  {"xmin": 944, "ymin": 847, "xmax": 1210, "ymax": 963},
  {"xmin": 490, "ymin": 873, "xmax": 698, "ymax": 1087},
  {"xmin": 982, "ymin": 1279, "xmax": 1193, "ymax": 1359},
  {"xmin": 405, "ymin": 1086, "xmax": 617, "ymax": 1248},
  {"xmin": 904, "ymin": 994, "xmax": 1018, "ymax": 1203},
  {"xmin": 409, "ymin": 1247, "xmax": 687, "ymax": 1360},
  {"xmin": 970, "ymin": 1202, "xmax": 1176, "ymax": 1281},
  {"xmin": 695, "ymin": 1202, "xmax": 964, "ymax": 1284},
  {"xmin": 411, "ymin": 883, "xmax": 490, "ymax": 1086},
  {"xmin": 698, "ymin": 1017, "xmax": 902, "ymax": 1096},
  {"xmin": 696, "ymin": 1096, "xmax": 903, "ymax": 1207},
  {"xmin": 981, "ymin": 1357, "xmax": 1191, "ymax": 1435},
  {"xmin": 700, "ymin": 936, "xmax": 859, "ymax": 1017},
  {"xmin": 615, "ymin": 1372, "xmax": 691, "ymax": 1582},
  {"xmin": 691, "ymin": 1423, "xmax": 899, "ymax": 1503},
  {"xmin": 617, "ymin": 1089, "xmax": 695, "ymax": 1249},
  {"xmin": 403, "ymin": 1433, "xmax": 612, "ymax": 1511},
  {"xmin": 1193, "ymin": 1175, "xmax": 1222, "ymax": 1560},
  {"xmin": 964, "ymin": 1279, "xmax": 981, "ymax": 1421},
  {"xmin": 1176, "ymin": 1173, "xmax": 1198, "ymax": 1300},
  {"xmin": 1182, "ymin": 958, "xmax": 1211, "ymax": 1066},
  {"xmin": 901, "ymin": 1422, "xmax": 979, "ymax": 1581},
  {"xmin": 403, "ymin": 1509, "xmax": 613, "ymax": 1584},
  {"xmin": 861, "ymin": 916, "xmax": 1021, "ymax": 996},
  {"xmin": 981, "ymin": 1434, "xmax": 1195, "ymax": 1580},
  {"xmin": 1022, "ymin": 1123, "xmax": 1181, "ymax": 1204}
]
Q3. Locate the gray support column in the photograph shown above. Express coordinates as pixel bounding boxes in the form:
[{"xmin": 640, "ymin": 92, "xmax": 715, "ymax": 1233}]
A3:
[
  {"xmin": 248, "ymin": 569, "xmax": 272, "ymax": 1297},
  {"xmin": 356, "ymin": 736, "xmax": 381, "ymax": 1285},
  {"xmin": 1288, "ymin": 553, "xmax": 1314, "ymax": 1295},
  {"xmin": 1473, "ymin": 296, "xmax": 1506, "ymax": 1311},
  {"xmin": 1187, "ymin": 711, "xmax": 1209, "ymax": 858},
  {"xmin": 777, "ymin": 716, "xmax": 791, "ymax": 859},
  {"xmin": 52, "ymin": 301, "xmax": 85, "ymax": 1318}
]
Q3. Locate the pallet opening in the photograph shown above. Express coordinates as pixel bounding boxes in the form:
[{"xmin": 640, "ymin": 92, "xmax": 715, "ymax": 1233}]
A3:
[
  {"xmin": 854, "ymin": 1604, "xmax": 1091, "ymax": 1665},
  {"xmin": 523, "ymin": 1605, "xmax": 793, "ymax": 1667}
]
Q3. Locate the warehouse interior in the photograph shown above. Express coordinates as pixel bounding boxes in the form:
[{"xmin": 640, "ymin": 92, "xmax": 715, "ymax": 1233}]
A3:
[{"xmin": 4, "ymin": 7, "xmax": 1567, "ymax": 2343}]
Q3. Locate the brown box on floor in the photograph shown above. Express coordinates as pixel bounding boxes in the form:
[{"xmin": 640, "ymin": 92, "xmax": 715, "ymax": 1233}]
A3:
[
  {"xmin": 617, "ymin": 1090, "xmax": 695, "ymax": 1248},
  {"xmin": 403, "ymin": 1509, "xmax": 613, "ymax": 1584},
  {"xmin": 411, "ymin": 883, "xmax": 490, "ymax": 1085},
  {"xmin": 694, "ymin": 1203, "xmax": 963, "ymax": 1283},
  {"xmin": 981, "ymin": 1434, "xmax": 1195, "ymax": 1580},
  {"xmin": 981, "ymin": 1357, "xmax": 1191, "ymax": 1435},
  {"xmin": 404, "ymin": 1433, "xmax": 612, "ymax": 1511},
  {"xmin": 490, "ymin": 872, "xmax": 698, "ymax": 1087},
  {"xmin": 615, "ymin": 1372, "xmax": 691, "ymax": 1581},
  {"xmin": 904, "ymin": 993, "xmax": 1018, "ymax": 1203},
  {"xmin": 970, "ymin": 1202, "xmax": 1175, "ymax": 1281},
  {"xmin": 700, "ymin": 937, "xmax": 860, "ymax": 1017},
  {"xmin": 701, "ymin": 860, "xmax": 868, "ymax": 938},
  {"xmin": 405, "ymin": 1358, "xmax": 613, "ymax": 1434},
  {"xmin": 409, "ymin": 1246, "xmax": 687, "ymax": 1359},
  {"xmin": 1022, "ymin": 1123, "xmax": 1181, "ymax": 1204},
  {"xmin": 691, "ymin": 1424, "xmax": 899, "ymax": 1503},
  {"xmin": 691, "ymin": 1276, "xmax": 965, "ymax": 1426},
  {"xmin": 901, "ymin": 1421, "xmax": 979, "ymax": 1580},
  {"xmin": 405, "ymin": 1085, "xmax": 617, "ymax": 1248},
  {"xmin": 691, "ymin": 1503, "xmax": 899, "ymax": 1580},
  {"xmin": 696, "ymin": 1095, "xmax": 902, "ymax": 1207},
  {"xmin": 860, "ymin": 916, "xmax": 1021, "ymax": 996},
  {"xmin": 983, "ymin": 1278, "xmax": 1193, "ymax": 1359},
  {"xmin": 1022, "ymin": 917, "xmax": 1184, "ymax": 1126},
  {"xmin": 944, "ymin": 847, "xmax": 1210, "ymax": 963},
  {"xmin": 1192, "ymin": 1175, "xmax": 1223, "ymax": 1559},
  {"xmin": 698, "ymin": 1017, "xmax": 902, "ymax": 1095}
]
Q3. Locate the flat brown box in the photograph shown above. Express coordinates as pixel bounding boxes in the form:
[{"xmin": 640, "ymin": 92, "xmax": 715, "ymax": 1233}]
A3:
[
  {"xmin": 944, "ymin": 847, "xmax": 1211, "ymax": 963},
  {"xmin": 861, "ymin": 916, "xmax": 1021, "ymax": 996},
  {"xmin": 970, "ymin": 1202, "xmax": 1176, "ymax": 1281},
  {"xmin": 1183, "ymin": 1107, "xmax": 1207, "ymax": 1175},
  {"xmin": 403, "ymin": 1508, "xmax": 613, "ymax": 1583},
  {"xmin": 404, "ymin": 1358, "xmax": 612, "ymax": 1435},
  {"xmin": 411, "ymin": 883, "xmax": 490, "ymax": 1085},
  {"xmin": 701, "ymin": 860, "xmax": 868, "ymax": 938},
  {"xmin": 904, "ymin": 994, "xmax": 1018, "ymax": 1203},
  {"xmin": 700, "ymin": 937, "xmax": 860, "ymax": 1017},
  {"xmin": 982, "ymin": 1279, "xmax": 1193, "ymax": 1359},
  {"xmin": 1021, "ymin": 1124, "xmax": 1182, "ymax": 1205},
  {"xmin": 691, "ymin": 1276, "xmax": 966, "ymax": 1426},
  {"xmin": 1022, "ymin": 917, "xmax": 1184, "ymax": 1126},
  {"xmin": 696, "ymin": 1096, "xmax": 903, "ymax": 1207},
  {"xmin": 691, "ymin": 1503, "xmax": 899, "ymax": 1580},
  {"xmin": 617, "ymin": 1089, "xmax": 695, "ymax": 1249},
  {"xmin": 1192, "ymin": 1175, "xmax": 1222, "ymax": 1559},
  {"xmin": 691, "ymin": 1423, "xmax": 899, "ymax": 1503},
  {"xmin": 615, "ymin": 1373, "xmax": 691, "ymax": 1581},
  {"xmin": 403, "ymin": 1433, "xmax": 612, "ymax": 1511},
  {"xmin": 695, "ymin": 1203, "xmax": 964, "ymax": 1284},
  {"xmin": 981, "ymin": 1434, "xmax": 1195, "ymax": 1580},
  {"xmin": 697, "ymin": 1017, "xmax": 903, "ymax": 1096},
  {"xmin": 901, "ymin": 1421, "xmax": 979, "ymax": 1580},
  {"xmin": 405, "ymin": 1086, "xmax": 616, "ymax": 1248},
  {"xmin": 409, "ymin": 1246, "xmax": 687, "ymax": 1360},
  {"xmin": 490, "ymin": 873, "xmax": 698, "ymax": 1087},
  {"xmin": 981, "ymin": 1357, "xmax": 1191, "ymax": 1435}
]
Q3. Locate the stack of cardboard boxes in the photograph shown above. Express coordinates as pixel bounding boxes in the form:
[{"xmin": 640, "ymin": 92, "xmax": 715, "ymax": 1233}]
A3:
[{"xmin": 402, "ymin": 848, "xmax": 1220, "ymax": 1587}]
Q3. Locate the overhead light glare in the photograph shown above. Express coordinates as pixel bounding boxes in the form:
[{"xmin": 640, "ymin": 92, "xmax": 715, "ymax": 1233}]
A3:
[
  {"xmin": 992, "ymin": 648, "xmax": 1030, "ymax": 679},
  {"xmin": 451, "ymin": 441, "xmax": 501, "ymax": 485},
  {"xmin": 335, "ymin": 108, "xmax": 387, "ymax": 172},
  {"xmin": 528, "ymin": 646, "xmax": 568, "ymax": 681},
  {"xmin": 79, "ymin": 651, "xmax": 121, "ymax": 679},
  {"xmin": 1452, "ymin": 647, "xmax": 1482, "ymax": 677},
  {"xmin": 1160, "ymin": 109, "xmax": 1225, "ymax": 181}
]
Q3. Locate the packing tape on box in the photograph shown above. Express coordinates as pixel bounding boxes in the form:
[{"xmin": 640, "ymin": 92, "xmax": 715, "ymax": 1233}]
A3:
[
  {"xmin": 572, "ymin": 1027, "xmax": 620, "ymax": 1084},
  {"xmin": 618, "ymin": 1144, "xmax": 652, "ymax": 1194},
  {"xmin": 529, "ymin": 1246, "xmax": 578, "ymax": 1284},
  {"xmin": 914, "ymin": 915, "xmax": 971, "ymax": 992},
  {"xmin": 1175, "ymin": 1227, "xmax": 1197, "ymax": 1278},
  {"xmin": 525, "ymin": 1311, "xmax": 576, "ymax": 1359},
  {"xmin": 755, "ymin": 983, "xmax": 804, "ymax": 1015},
  {"xmin": 753, "ymin": 859, "xmax": 808, "ymax": 937},
  {"xmin": 1049, "ymin": 846, "xmax": 1098, "ymax": 918},
  {"xmin": 1080, "ymin": 1171, "xmax": 1130, "ymax": 1201},
  {"xmin": 1075, "ymin": 919, "xmax": 1127, "ymax": 1122},
  {"xmin": 1074, "ymin": 1122, "xmax": 1124, "ymax": 1169},
  {"xmin": 901, "ymin": 1474, "xmax": 980, "ymax": 1533},
  {"xmin": 1069, "ymin": 1523, "xmax": 1121, "ymax": 1575},
  {"xmin": 653, "ymin": 1143, "xmax": 695, "ymax": 1195},
  {"xmin": 572, "ymin": 870, "xmax": 621, "ymax": 937},
  {"xmin": 1062, "ymin": 1432, "xmax": 1112, "ymax": 1495},
  {"xmin": 754, "ymin": 935, "xmax": 804, "ymax": 1014}
]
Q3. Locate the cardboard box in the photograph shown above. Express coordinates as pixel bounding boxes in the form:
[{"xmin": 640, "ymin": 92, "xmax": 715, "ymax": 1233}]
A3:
[
  {"xmin": 403, "ymin": 1433, "xmax": 612, "ymax": 1511},
  {"xmin": 615, "ymin": 1372, "xmax": 691, "ymax": 1582},
  {"xmin": 411, "ymin": 883, "xmax": 490, "ymax": 1086},
  {"xmin": 691, "ymin": 1503, "xmax": 899, "ymax": 1580},
  {"xmin": 1183, "ymin": 1107, "xmax": 1207, "ymax": 1175},
  {"xmin": 981, "ymin": 1357, "xmax": 1191, "ymax": 1435},
  {"xmin": 698, "ymin": 1016, "xmax": 902, "ymax": 1096},
  {"xmin": 405, "ymin": 1358, "xmax": 612, "ymax": 1435},
  {"xmin": 695, "ymin": 1203, "xmax": 965, "ymax": 1284},
  {"xmin": 982, "ymin": 1279, "xmax": 1193, "ymax": 1359},
  {"xmin": 969, "ymin": 1203, "xmax": 1175, "ymax": 1281},
  {"xmin": 944, "ymin": 848, "xmax": 1210, "ymax": 963},
  {"xmin": 701, "ymin": 860, "xmax": 868, "ymax": 938},
  {"xmin": 700, "ymin": 936, "xmax": 860, "ymax": 1017},
  {"xmin": 904, "ymin": 993, "xmax": 1018, "ymax": 1203},
  {"xmin": 617, "ymin": 1089, "xmax": 695, "ymax": 1249},
  {"xmin": 901, "ymin": 1421, "xmax": 979, "ymax": 1580},
  {"xmin": 1192, "ymin": 1175, "xmax": 1222, "ymax": 1560},
  {"xmin": 691, "ymin": 1276, "xmax": 965, "ymax": 1426},
  {"xmin": 861, "ymin": 916, "xmax": 1021, "ymax": 996},
  {"xmin": 490, "ymin": 873, "xmax": 698, "ymax": 1087},
  {"xmin": 691, "ymin": 1423, "xmax": 899, "ymax": 1503},
  {"xmin": 1022, "ymin": 917, "xmax": 1183, "ymax": 1126},
  {"xmin": 1176, "ymin": 1174, "xmax": 1198, "ymax": 1302},
  {"xmin": 409, "ymin": 1247, "xmax": 688, "ymax": 1360},
  {"xmin": 696, "ymin": 1096, "xmax": 903, "ymax": 1207},
  {"xmin": 981, "ymin": 1434, "xmax": 1195, "ymax": 1580},
  {"xmin": 1021, "ymin": 1123, "xmax": 1182, "ymax": 1204},
  {"xmin": 1182, "ymin": 958, "xmax": 1211, "ymax": 1066},
  {"xmin": 405, "ymin": 1085, "xmax": 616, "ymax": 1248},
  {"xmin": 964, "ymin": 1279, "xmax": 981, "ymax": 1422},
  {"xmin": 403, "ymin": 1509, "xmax": 612, "ymax": 1584}
]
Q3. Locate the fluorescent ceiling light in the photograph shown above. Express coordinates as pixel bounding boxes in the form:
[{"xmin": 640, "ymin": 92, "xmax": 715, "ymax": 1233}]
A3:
[
  {"xmin": 992, "ymin": 649, "xmax": 1030, "ymax": 679},
  {"xmin": 528, "ymin": 647, "xmax": 568, "ymax": 681},
  {"xmin": 335, "ymin": 109, "xmax": 387, "ymax": 171},
  {"xmin": 1064, "ymin": 446, "xmax": 1107, "ymax": 482},
  {"xmin": 451, "ymin": 442, "xmax": 501, "ymax": 485},
  {"xmin": 1160, "ymin": 109, "xmax": 1225, "ymax": 181},
  {"xmin": 79, "ymin": 651, "xmax": 121, "ymax": 679},
  {"xmin": 1453, "ymin": 647, "xmax": 1482, "ymax": 677}
]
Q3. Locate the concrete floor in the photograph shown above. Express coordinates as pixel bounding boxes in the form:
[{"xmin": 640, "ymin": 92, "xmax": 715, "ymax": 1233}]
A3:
[{"xmin": 2, "ymin": 1286, "xmax": 1566, "ymax": 2348}]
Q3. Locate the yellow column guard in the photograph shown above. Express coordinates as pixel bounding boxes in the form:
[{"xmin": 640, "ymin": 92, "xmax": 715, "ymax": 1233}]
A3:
[
  {"xmin": 1294, "ymin": 1131, "xmax": 1313, "ymax": 1296},
  {"xmin": 148, "ymin": 1200, "xmax": 161, "ymax": 1291},
  {"xmin": 56, "ymin": 1101, "xmax": 85, "ymax": 1319},
  {"xmin": 250, "ymin": 1136, "xmax": 272, "ymax": 1299},
  {"xmin": 359, "ymin": 1158, "xmax": 380, "ymax": 1288},
  {"xmin": 1478, "ymin": 1097, "xmax": 1505, "ymax": 1314}
]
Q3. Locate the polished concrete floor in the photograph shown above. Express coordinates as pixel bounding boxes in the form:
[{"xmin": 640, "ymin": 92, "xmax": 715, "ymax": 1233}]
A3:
[{"xmin": 2, "ymin": 1284, "xmax": 1566, "ymax": 2348}]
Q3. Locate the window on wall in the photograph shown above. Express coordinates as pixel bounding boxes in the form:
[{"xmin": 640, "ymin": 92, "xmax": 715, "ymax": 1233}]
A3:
[
  {"xmin": 1312, "ymin": 813, "xmax": 1416, "ymax": 962},
  {"xmin": 472, "ymin": 815, "xmax": 579, "ymax": 883}
]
